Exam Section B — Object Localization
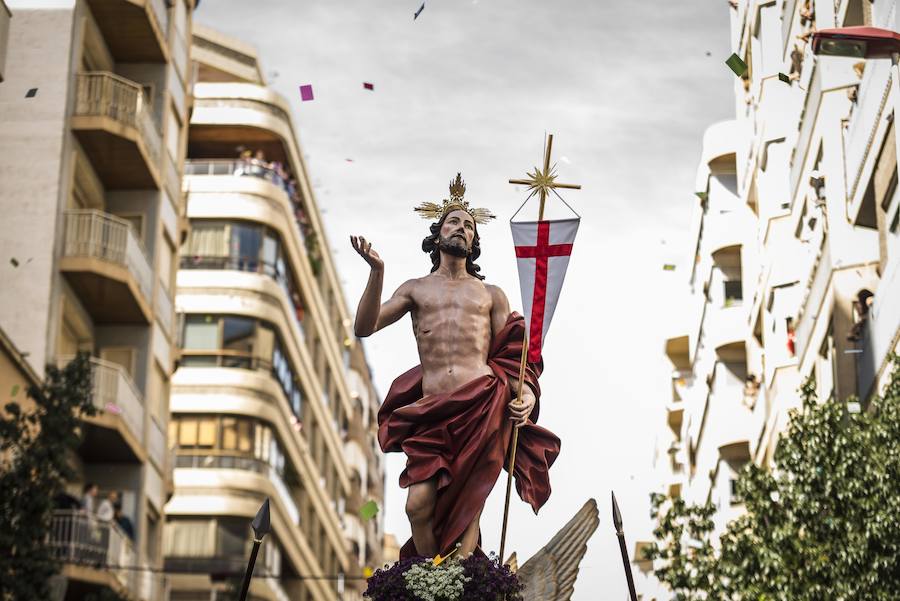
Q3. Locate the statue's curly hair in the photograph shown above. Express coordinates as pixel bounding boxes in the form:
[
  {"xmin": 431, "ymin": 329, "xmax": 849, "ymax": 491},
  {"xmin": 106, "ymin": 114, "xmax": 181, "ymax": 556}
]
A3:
[{"xmin": 421, "ymin": 213, "xmax": 485, "ymax": 280}]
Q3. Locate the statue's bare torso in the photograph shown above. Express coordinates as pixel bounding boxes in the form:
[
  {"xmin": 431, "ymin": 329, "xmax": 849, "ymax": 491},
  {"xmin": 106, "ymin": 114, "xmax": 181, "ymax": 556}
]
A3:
[{"xmin": 407, "ymin": 274, "xmax": 495, "ymax": 395}]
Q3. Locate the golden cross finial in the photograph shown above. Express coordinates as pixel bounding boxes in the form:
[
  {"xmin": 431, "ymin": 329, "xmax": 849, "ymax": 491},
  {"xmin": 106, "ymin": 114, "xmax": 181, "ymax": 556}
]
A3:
[{"xmin": 509, "ymin": 134, "xmax": 581, "ymax": 220}]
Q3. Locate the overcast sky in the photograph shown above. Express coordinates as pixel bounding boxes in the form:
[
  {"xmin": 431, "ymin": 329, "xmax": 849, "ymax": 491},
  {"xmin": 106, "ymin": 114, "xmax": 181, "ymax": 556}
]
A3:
[{"xmin": 193, "ymin": 1, "xmax": 735, "ymax": 598}]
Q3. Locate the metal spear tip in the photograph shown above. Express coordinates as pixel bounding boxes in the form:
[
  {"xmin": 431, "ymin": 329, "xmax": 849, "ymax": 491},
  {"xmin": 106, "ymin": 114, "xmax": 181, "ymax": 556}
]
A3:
[
  {"xmin": 611, "ymin": 491, "xmax": 623, "ymax": 534},
  {"xmin": 251, "ymin": 498, "xmax": 271, "ymax": 540}
]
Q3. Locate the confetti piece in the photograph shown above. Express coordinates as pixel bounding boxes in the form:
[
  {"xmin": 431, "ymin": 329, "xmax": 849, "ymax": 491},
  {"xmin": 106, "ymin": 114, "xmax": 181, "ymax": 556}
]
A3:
[
  {"xmin": 663, "ymin": 264, "xmax": 676, "ymax": 271},
  {"xmin": 363, "ymin": 567, "xmax": 374, "ymax": 579},
  {"xmin": 25, "ymin": 88, "xmax": 37, "ymax": 98},
  {"xmin": 725, "ymin": 53, "xmax": 748, "ymax": 77},
  {"xmin": 705, "ymin": 51, "xmax": 712, "ymax": 57},
  {"xmin": 104, "ymin": 402, "xmax": 122, "ymax": 415},
  {"xmin": 10, "ymin": 258, "xmax": 19, "ymax": 267},
  {"xmin": 299, "ymin": 84, "xmax": 314, "ymax": 102},
  {"xmin": 559, "ymin": 156, "xmax": 571, "ymax": 164},
  {"xmin": 363, "ymin": 82, "xmax": 374, "ymax": 91},
  {"xmin": 359, "ymin": 500, "xmax": 379, "ymax": 521},
  {"xmin": 11, "ymin": 385, "xmax": 20, "ymax": 397},
  {"xmin": 778, "ymin": 72, "xmax": 791, "ymax": 84},
  {"xmin": 695, "ymin": 191, "xmax": 708, "ymax": 202},
  {"xmin": 345, "ymin": 158, "xmax": 354, "ymax": 162},
  {"xmin": 414, "ymin": 2, "xmax": 425, "ymax": 19},
  {"xmin": 847, "ymin": 401, "xmax": 861, "ymax": 413}
]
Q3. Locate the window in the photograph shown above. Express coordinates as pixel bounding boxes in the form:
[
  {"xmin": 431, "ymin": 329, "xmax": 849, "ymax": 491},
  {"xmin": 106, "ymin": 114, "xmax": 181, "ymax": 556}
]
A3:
[
  {"xmin": 171, "ymin": 415, "xmax": 287, "ymax": 474},
  {"xmin": 730, "ymin": 478, "xmax": 742, "ymax": 505},
  {"xmin": 723, "ymin": 280, "xmax": 743, "ymax": 306},
  {"xmin": 216, "ymin": 518, "xmax": 249, "ymax": 556},
  {"xmin": 222, "ymin": 316, "xmax": 255, "ymax": 368},
  {"xmin": 230, "ymin": 223, "xmax": 261, "ymax": 272},
  {"xmin": 164, "ymin": 519, "xmax": 214, "ymax": 557}
]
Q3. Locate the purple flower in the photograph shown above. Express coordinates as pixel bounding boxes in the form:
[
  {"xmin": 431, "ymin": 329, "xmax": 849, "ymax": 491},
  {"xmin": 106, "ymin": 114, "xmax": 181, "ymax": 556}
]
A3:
[{"xmin": 364, "ymin": 553, "xmax": 523, "ymax": 601}]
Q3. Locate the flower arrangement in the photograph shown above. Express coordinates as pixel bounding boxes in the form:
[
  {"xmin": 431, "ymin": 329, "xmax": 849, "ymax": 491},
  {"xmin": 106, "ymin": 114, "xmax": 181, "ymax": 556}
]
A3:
[{"xmin": 364, "ymin": 553, "xmax": 523, "ymax": 601}]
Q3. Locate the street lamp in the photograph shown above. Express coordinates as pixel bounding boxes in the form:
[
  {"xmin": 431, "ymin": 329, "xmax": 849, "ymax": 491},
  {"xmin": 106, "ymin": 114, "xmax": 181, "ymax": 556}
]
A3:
[{"xmin": 812, "ymin": 26, "xmax": 900, "ymax": 181}]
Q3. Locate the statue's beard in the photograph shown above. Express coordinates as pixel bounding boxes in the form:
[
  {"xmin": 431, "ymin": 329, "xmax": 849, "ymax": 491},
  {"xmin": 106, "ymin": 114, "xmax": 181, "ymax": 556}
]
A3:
[{"xmin": 437, "ymin": 234, "xmax": 470, "ymax": 258}]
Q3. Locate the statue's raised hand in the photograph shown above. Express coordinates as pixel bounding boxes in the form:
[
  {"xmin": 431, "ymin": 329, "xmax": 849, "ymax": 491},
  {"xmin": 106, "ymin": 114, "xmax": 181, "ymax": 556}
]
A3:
[{"xmin": 350, "ymin": 235, "xmax": 384, "ymax": 271}]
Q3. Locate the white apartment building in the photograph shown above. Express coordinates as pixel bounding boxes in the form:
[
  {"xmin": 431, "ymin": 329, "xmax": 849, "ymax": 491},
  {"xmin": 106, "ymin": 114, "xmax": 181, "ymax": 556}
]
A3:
[
  {"xmin": 163, "ymin": 26, "xmax": 385, "ymax": 601},
  {"xmin": 641, "ymin": 0, "xmax": 900, "ymax": 598}
]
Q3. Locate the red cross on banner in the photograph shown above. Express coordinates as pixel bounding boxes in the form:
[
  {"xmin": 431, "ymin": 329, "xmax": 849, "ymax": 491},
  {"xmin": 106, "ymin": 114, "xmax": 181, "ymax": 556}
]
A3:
[{"xmin": 511, "ymin": 218, "xmax": 580, "ymax": 362}]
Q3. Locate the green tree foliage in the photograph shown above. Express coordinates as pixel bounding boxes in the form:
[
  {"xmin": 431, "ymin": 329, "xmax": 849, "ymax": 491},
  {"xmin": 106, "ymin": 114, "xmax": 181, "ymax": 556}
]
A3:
[
  {"xmin": 645, "ymin": 357, "xmax": 900, "ymax": 600},
  {"xmin": 0, "ymin": 353, "xmax": 94, "ymax": 600}
]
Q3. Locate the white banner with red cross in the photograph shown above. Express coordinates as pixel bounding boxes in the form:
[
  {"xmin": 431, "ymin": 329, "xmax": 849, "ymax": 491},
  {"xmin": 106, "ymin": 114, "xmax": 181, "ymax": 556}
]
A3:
[{"xmin": 511, "ymin": 218, "xmax": 580, "ymax": 363}]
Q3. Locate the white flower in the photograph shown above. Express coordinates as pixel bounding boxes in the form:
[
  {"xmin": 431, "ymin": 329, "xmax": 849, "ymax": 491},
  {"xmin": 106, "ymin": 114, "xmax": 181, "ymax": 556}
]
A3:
[{"xmin": 403, "ymin": 560, "xmax": 470, "ymax": 601}]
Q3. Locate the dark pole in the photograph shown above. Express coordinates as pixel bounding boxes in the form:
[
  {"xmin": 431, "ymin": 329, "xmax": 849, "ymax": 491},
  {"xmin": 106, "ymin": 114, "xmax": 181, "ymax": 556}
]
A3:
[
  {"xmin": 238, "ymin": 498, "xmax": 272, "ymax": 601},
  {"xmin": 611, "ymin": 491, "xmax": 638, "ymax": 601}
]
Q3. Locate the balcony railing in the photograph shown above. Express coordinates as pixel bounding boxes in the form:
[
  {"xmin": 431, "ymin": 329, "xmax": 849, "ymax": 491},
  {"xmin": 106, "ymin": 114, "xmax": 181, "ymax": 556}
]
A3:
[
  {"xmin": 844, "ymin": 59, "xmax": 892, "ymax": 207},
  {"xmin": 74, "ymin": 71, "xmax": 162, "ymax": 169},
  {"xmin": 184, "ymin": 158, "xmax": 297, "ymax": 201},
  {"xmin": 175, "ymin": 454, "xmax": 300, "ymax": 525},
  {"xmin": 63, "ymin": 209, "xmax": 154, "ymax": 303},
  {"xmin": 49, "ymin": 509, "xmax": 137, "ymax": 590},
  {"xmin": 87, "ymin": 356, "xmax": 145, "ymax": 446}
]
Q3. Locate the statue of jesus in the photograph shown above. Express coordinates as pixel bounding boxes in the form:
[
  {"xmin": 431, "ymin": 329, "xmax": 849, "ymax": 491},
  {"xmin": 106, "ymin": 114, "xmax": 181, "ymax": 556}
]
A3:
[{"xmin": 350, "ymin": 174, "xmax": 560, "ymax": 559}]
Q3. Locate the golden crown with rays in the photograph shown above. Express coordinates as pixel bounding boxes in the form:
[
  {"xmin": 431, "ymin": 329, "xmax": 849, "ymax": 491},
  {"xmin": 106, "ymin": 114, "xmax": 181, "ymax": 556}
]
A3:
[{"xmin": 413, "ymin": 173, "xmax": 496, "ymax": 225}]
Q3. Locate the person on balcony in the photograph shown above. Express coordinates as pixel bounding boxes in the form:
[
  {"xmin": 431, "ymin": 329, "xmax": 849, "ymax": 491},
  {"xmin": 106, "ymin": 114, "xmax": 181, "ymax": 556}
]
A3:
[
  {"xmin": 114, "ymin": 502, "xmax": 135, "ymax": 541},
  {"xmin": 80, "ymin": 482, "xmax": 98, "ymax": 514},
  {"xmin": 96, "ymin": 490, "xmax": 118, "ymax": 521}
]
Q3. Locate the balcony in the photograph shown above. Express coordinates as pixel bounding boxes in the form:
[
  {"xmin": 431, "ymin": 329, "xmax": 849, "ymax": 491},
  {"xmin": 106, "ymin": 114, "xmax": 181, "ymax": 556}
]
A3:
[
  {"xmin": 174, "ymin": 454, "xmax": 301, "ymax": 525},
  {"xmin": 77, "ymin": 357, "xmax": 146, "ymax": 463},
  {"xmin": 72, "ymin": 72, "xmax": 162, "ymax": 189},
  {"xmin": 84, "ymin": 0, "xmax": 168, "ymax": 62},
  {"xmin": 60, "ymin": 210, "xmax": 153, "ymax": 323},
  {"xmin": 844, "ymin": 58, "xmax": 892, "ymax": 225},
  {"xmin": 49, "ymin": 509, "xmax": 137, "ymax": 594}
]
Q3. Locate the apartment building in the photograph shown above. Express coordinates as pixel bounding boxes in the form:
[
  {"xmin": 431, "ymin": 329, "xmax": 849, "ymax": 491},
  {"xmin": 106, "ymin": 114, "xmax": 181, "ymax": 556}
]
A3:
[
  {"xmin": 641, "ymin": 0, "xmax": 900, "ymax": 597},
  {"xmin": 163, "ymin": 25, "xmax": 385, "ymax": 601},
  {"xmin": 0, "ymin": 1, "xmax": 195, "ymax": 599}
]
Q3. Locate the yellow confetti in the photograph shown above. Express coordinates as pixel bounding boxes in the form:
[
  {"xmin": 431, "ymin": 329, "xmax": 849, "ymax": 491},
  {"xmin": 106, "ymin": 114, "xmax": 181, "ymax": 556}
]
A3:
[{"xmin": 363, "ymin": 566, "xmax": 374, "ymax": 578}]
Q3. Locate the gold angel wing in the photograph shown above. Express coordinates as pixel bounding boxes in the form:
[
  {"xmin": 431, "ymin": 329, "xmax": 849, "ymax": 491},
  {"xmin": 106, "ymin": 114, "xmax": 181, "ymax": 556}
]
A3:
[{"xmin": 515, "ymin": 499, "xmax": 599, "ymax": 601}]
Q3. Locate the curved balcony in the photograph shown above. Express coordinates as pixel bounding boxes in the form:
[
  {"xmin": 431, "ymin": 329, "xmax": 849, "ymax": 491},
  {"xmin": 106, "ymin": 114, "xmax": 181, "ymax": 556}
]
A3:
[
  {"xmin": 190, "ymin": 83, "xmax": 296, "ymax": 153},
  {"xmin": 60, "ymin": 209, "xmax": 153, "ymax": 323},
  {"xmin": 72, "ymin": 72, "xmax": 162, "ymax": 189},
  {"xmin": 174, "ymin": 454, "xmax": 300, "ymax": 525},
  {"xmin": 84, "ymin": 0, "xmax": 169, "ymax": 62},
  {"xmin": 183, "ymin": 159, "xmax": 316, "ymax": 272}
]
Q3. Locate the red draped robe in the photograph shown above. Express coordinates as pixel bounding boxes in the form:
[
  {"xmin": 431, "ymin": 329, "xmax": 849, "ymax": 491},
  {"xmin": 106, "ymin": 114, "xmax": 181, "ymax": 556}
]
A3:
[{"xmin": 377, "ymin": 312, "xmax": 561, "ymax": 558}]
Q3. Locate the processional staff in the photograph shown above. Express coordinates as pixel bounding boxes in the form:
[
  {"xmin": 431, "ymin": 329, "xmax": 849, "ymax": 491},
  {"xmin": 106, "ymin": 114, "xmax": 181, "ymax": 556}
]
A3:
[{"xmin": 499, "ymin": 134, "xmax": 581, "ymax": 563}]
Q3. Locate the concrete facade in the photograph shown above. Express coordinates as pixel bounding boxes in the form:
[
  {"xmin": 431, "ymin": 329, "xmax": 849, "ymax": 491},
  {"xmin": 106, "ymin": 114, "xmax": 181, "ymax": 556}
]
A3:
[
  {"xmin": 640, "ymin": 1, "xmax": 900, "ymax": 598},
  {"xmin": 0, "ymin": 1, "xmax": 194, "ymax": 599}
]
